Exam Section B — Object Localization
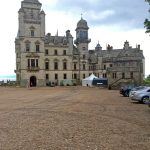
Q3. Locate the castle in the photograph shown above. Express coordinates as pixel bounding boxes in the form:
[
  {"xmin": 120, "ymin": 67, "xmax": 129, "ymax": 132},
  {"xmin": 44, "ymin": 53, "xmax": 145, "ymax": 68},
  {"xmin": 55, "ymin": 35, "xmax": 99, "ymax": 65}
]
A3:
[{"xmin": 15, "ymin": 0, "xmax": 145, "ymax": 87}]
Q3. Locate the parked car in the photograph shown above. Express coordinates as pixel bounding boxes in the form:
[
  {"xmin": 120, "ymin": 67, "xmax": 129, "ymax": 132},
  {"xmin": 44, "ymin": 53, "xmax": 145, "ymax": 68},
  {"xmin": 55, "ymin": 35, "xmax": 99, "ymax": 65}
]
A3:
[
  {"xmin": 129, "ymin": 86, "xmax": 147, "ymax": 98},
  {"xmin": 130, "ymin": 87, "xmax": 150, "ymax": 103},
  {"xmin": 120, "ymin": 85, "xmax": 135, "ymax": 97}
]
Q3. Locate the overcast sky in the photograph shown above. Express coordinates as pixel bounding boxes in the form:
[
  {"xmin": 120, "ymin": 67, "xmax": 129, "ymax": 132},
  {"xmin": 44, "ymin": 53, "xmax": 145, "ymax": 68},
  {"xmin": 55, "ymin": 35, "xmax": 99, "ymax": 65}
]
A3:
[{"xmin": 0, "ymin": 0, "xmax": 149, "ymax": 76}]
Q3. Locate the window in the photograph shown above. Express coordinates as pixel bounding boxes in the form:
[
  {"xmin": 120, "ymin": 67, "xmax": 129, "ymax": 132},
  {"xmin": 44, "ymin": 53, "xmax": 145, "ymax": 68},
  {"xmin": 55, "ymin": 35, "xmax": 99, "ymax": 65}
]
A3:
[
  {"xmin": 28, "ymin": 59, "xmax": 30, "ymax": 67},
  {"xmin": 64, "ymin": 73, "xmax": 67, "ymax": 79},
  {"xmin": 74, "ymin": 63, "xmax": 77, "ymax": 70},
  {"xmin": 74, "ymin": 73, "xmax": 77, "ymax": 79},
  {"xmin": 31, "ymin": 59, "xmax": 35, "ymax": 67},
  {"xmin": 83, "ymin": 64, "xmax": 85, "ymax": 70},
  {"xmin": 46, "ymin": 74, "xmax": 49, "ymax": 80},
  {"xmin": 103, "ymin": 73, "xmax": 107, "ymax": 78},
  {"xmin": 27, "ymin": 59, "xmax": 38, "ymax": 67},
  {"xmin": 36, "ymin": 59, "xmax": 38, "ymax": 67},
  {"xmin": 16, "ymin": 53, "xmax": 19, "ymax": 58},
  {"xmin": 82, "ymin": 47, "xmax": 86, "ymax": 50},
  {"xmin": 63, "ymin": 62, "xmax": 67, "ymax": 70},
  {"xmin": 55, "ymin": 74, "xmax": 58, "ymax": 80},
  {"xmin": 45, "ymin": 49, "xmax": 48, "ymax": 55},
  {"xmin": 103, "ymin": 65, "xmax": 106, "ymax": 70},
  {"xmin": 54, "ymin": 62, "xmax": 58, "ymax": 70},
  {"xmin": 54, "ymin": 49, "xmax": 58, "ymax": 55},
  {"xmin": 31, "ymin": 30, "xmax": 34, "ymax": 37},
  {"xmin": 45, "ymin": 62, "xmax": 49, "ymax": 70},
  {"xmin": 110, "ymin": 64, "xmax": 113, "ymax": 67},
  {"xmin": 89, "ymin": 66, "xmax": 91, "ymax": 70},
  {"xmin": 36, "ymin": 45, "xmax": 40, "ymax": 52},
  {"xmin": 83, "ymin": 55, "xmax": 85, "ymax": 59},
  {"xmin": 122, "ymin": 73, "xmax": 125, "ymax": 79},
  {"xmin": 63, "ymin": 50, "xmax": 66, "ymax": 55},
  {"xmin": 113, "ymin": 73, "xmax": 117, "ymax": 79},
  {"xmin": 83, "ymin": 74, "xmax": 85, "ymax": 79},
  {"xmin": 130, "ymin": 72, "xmax": 133, "ymax": 79},
  {"xmin": 26, "ymin": 43, "xmax": 30, "ymax": 52}
]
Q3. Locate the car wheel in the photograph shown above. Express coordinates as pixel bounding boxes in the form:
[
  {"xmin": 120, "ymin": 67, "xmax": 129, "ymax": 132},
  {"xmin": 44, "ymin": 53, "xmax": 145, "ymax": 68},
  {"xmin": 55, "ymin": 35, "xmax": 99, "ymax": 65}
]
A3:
[{"xmin": 142, "ymin": 96, "xmax": 149, "ymax": 104}]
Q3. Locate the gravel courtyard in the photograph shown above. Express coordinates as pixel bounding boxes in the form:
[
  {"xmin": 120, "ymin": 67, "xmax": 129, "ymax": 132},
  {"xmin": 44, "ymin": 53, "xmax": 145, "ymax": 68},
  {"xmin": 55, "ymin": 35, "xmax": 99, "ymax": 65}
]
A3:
[{"xmin": 0, "ymin": 86, "xmax": 149, "ymax": 150}]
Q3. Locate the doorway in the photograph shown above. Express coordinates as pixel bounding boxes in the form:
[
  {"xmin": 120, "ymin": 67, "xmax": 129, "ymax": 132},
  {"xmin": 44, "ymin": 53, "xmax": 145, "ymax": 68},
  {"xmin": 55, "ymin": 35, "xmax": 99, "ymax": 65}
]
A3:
[{"xmin": 30, "ymin": 76, "xmax": 37, "ymax": 87}]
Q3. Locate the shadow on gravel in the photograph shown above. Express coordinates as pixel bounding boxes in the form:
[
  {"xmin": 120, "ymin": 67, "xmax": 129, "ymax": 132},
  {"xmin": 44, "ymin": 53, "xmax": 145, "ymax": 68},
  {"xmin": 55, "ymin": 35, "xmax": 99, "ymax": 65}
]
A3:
[{"xmin": 131, "ymin": 102, "xmax": 144, "ymax": 105}]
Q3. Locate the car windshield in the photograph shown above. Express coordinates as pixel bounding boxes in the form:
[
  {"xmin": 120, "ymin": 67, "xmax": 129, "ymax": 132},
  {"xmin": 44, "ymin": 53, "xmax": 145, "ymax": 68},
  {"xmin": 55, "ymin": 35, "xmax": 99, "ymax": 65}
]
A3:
[{"xmin": 131, "ymin": 86, "xmax": 146, "ymax": 91}]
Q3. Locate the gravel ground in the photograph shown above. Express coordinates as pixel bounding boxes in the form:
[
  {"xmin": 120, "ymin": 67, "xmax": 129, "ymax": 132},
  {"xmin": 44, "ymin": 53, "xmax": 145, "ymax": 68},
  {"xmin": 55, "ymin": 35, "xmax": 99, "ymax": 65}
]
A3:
[{"xmin": 0, "ymin": 86, "xmax": 150, "ymax": 150}]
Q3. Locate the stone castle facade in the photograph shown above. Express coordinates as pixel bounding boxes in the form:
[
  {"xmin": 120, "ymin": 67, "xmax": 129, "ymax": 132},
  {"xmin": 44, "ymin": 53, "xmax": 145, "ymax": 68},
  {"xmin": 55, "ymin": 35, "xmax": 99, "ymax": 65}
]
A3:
[{"xmin": 15, "ymin": 0, "xmax": 145, "ymax": 87}]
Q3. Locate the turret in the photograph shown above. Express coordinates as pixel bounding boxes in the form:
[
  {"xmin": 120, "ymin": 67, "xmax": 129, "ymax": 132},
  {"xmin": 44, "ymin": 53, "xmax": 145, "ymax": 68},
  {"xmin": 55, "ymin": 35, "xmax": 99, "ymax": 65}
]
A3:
[
  {"xmin": 74, "ymin": 17, "xmax": 91, "ymax": 45},
  {"xmin": 18, "ymin": 8, "xmax": 24, "ymax": 37},
  {"xmin": 123, "ymin": 40, "xmax": 132, "ymax": 50},
  {"xmin": 95, "ymin": 41, "xmax": 102, "ymax": 51},
  {"xmin": 40, "ymin": 10, "xmax": 46, "ymax": 37},
  {"xmin": 74, "ymin": 17, "xmax": 91, "ymax": 54}
]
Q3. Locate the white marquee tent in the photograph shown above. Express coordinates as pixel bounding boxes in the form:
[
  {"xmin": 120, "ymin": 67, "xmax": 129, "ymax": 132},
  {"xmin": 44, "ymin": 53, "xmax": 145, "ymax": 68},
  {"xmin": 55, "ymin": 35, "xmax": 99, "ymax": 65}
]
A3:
[{"xmin": 82, "ymin": 73, "xmax": 98, "ymax": 87}]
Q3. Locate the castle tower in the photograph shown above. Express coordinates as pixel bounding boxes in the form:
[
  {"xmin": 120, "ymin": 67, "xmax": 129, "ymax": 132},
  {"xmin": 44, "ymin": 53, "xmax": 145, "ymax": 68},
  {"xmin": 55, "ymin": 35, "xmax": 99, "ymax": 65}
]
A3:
[
  {"xmin": 15, "ymin": 0, "xmax": 46, "ymax": 87},
  {"xmin": 74, "ymin": 17, "xmax": 91, "ymax": 82},
  {"xmin": 74, "ymin": 17, "xmax": 91, "ymax": 54}
]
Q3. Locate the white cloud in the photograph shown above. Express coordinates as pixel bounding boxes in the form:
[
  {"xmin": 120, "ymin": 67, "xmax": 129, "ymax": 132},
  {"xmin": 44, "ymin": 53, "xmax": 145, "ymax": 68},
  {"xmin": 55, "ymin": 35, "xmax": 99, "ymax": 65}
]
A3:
[{"xmin": 87, "ymin": 10, "xmax": 115, "ymax": 21}]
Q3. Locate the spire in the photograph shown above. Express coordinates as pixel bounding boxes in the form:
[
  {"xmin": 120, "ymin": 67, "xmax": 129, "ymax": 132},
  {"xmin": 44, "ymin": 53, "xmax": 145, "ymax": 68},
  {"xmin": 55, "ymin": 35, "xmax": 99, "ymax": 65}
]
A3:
[
  {"xmin": 55, "ymin": 29, "xmax": 58, "ymax": 36},
  {"xmin": 95, "ymin": 41, "xmax": 102, "ymax": 50}
]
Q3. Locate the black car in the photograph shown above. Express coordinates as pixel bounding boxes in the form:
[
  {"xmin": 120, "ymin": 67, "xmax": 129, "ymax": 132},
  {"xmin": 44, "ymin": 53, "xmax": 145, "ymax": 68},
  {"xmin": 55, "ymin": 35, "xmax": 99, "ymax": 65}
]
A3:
[{"xmin": 120, "ymin": 85, "xmax": 135, "ymax": 97}]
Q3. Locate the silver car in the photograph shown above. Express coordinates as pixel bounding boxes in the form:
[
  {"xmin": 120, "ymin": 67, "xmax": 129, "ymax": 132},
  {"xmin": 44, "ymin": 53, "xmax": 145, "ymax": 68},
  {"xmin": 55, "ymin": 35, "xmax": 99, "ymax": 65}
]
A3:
[
  {"xmin": 129, "ymin": 86, "xmax": 147, "ymax": 98},
  {"xmin": 130, "ymin": 87, "xmax": 150, "ymax": 103}
]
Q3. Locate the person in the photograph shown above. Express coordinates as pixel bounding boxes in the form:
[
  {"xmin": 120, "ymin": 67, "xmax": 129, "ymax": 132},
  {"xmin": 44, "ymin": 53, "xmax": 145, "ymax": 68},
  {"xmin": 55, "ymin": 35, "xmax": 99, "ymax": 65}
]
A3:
[
  {"xmin": 26, "ymin": 80, "xmax": 30, "ymax": 88},
  {"xmin": 108, "ymin": 85, "xmax": 111, "ymax": 90}
]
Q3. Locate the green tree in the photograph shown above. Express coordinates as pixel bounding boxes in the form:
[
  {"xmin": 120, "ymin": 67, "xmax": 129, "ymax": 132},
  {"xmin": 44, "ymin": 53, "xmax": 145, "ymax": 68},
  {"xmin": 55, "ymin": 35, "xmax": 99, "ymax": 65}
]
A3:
[
  {"xmin": 143, "ymin": 75, "xmax": 150, "ymax": 85},
  {"xmin": 144, "ymin": 0, "xmax": 150, "ymax": 33}
]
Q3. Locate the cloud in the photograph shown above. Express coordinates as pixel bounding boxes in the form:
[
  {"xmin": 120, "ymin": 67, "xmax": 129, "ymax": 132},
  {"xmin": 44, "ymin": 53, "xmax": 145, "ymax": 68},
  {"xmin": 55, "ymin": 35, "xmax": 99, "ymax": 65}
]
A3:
[{"xmin": 43, "ymin": 0, "xmax": 149, "ymax": 30}]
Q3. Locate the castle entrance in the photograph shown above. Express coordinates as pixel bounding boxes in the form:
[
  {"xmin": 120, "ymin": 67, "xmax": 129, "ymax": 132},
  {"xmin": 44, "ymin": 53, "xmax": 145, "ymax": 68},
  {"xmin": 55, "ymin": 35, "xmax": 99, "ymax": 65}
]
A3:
[{"xmin": 30, "ymin": 76, "xmax": 37, "ymax": 87}]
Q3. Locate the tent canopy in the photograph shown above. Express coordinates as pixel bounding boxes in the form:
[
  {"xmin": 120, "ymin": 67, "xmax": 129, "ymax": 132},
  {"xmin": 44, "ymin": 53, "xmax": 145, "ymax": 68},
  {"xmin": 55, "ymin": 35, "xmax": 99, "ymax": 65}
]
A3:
[{"xmin": 82, "ymin": 73, "xmax": 98, "ymax": 87}]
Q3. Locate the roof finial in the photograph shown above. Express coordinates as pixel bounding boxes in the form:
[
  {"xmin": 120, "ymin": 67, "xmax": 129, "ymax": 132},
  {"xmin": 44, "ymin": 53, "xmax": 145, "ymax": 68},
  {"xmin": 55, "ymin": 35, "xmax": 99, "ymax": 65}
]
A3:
[
  {"xmin": 56, "ymin": 29, "xmax": 58, "ymax": 36},
  {"xmin": 81, "ymin": 13, "xmax": 83, "ymax": 19}
]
